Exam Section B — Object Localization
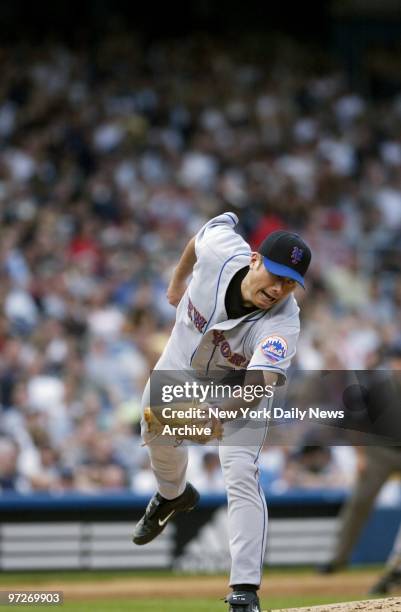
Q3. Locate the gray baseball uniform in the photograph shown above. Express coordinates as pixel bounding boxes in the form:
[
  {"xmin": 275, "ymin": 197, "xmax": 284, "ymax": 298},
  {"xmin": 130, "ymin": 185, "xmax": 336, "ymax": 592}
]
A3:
[{"xmin": 141, "ymin": 212, "xmax": 300, "ymax": 586}]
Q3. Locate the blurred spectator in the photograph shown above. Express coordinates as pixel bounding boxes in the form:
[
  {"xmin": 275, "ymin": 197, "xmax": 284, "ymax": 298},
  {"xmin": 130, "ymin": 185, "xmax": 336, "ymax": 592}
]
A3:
[
  {"xmin": 279, "ymin": 444, "xmax": 352, "ymax": 491},
  {"xmin": 131, "ymin": 453, "xmax": 157, "ymax": 495},
  {"xmin": 74, "ymin": 432, "xmax": 128, "ymax": 492},
  {"xmin": 0, "ymin": 438, "xmax": 29, "ymax": 493},
  {"xmin": 191, "ymin": 452, "xmax": 225, "ymax": 493}
]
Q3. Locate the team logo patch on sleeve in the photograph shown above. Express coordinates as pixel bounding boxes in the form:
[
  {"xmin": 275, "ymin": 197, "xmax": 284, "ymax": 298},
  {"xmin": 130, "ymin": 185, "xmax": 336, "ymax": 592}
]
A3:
[{"xmin": 260, "ymin": 336, "xmax": 288, "ymax": 363}]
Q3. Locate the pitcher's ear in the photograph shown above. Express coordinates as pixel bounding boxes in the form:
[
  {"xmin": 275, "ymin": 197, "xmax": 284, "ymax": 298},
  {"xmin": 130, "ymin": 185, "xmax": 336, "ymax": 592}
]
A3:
[{"xmin": 250, "ymin": 252, "xmax": 262, "ymax": 268}]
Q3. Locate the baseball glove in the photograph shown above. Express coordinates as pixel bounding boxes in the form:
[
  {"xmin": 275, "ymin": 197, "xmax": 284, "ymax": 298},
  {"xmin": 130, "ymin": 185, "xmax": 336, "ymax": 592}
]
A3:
[{"xmin": 143, "ymin": 401, "xmax": 223, "ymax": 445}]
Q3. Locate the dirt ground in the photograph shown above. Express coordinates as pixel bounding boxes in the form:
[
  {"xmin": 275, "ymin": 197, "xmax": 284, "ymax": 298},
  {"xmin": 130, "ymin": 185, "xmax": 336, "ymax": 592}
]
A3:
[
  {"xmin": 7, "ymin": 570, "xmax": 400, "ymax": 601},
  {"xmin": 273, "ymin": 597, "xmax": 401, "ymax": 611}
]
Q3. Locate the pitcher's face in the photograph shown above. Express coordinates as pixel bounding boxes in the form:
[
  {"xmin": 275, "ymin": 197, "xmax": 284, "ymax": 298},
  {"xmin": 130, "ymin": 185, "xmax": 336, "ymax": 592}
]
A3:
[{"xmin": 242, "ymin": 254, "xmax": 296, "ymax": 310}]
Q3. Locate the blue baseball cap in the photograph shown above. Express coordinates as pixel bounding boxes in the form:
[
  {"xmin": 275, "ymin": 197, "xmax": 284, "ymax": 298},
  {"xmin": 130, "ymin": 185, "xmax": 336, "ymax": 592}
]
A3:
[{"xmin": 258, "ymin": 230, "xmax": 311, "ymax": 288}]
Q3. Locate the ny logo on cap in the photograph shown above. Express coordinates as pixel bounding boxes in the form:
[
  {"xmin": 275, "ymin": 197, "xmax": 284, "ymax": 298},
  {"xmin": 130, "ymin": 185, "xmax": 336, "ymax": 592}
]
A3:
[{"xmin": 291, "ymin": 246, "xmax": 303, "ymax": 264}]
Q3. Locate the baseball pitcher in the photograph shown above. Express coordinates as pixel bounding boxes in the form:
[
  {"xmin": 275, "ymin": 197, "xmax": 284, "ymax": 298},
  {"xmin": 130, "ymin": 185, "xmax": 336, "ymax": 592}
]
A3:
[{"xmin": 133, "ymin": 212, "xmax": 311, "ymax": 611}]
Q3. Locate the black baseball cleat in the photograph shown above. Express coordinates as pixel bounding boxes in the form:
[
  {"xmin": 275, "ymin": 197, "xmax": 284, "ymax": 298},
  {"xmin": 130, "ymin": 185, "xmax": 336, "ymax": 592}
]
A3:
[
  {"xmin": 132, "ymin": 482, "xmax": 200, "ymax": 545},
  {"xmin": 369, "ymin": 568, "xmax": 401, "ymax": 595},
  {"xmin": 224, "ymin": 591, "xmax": 261, "ymax": 612}
]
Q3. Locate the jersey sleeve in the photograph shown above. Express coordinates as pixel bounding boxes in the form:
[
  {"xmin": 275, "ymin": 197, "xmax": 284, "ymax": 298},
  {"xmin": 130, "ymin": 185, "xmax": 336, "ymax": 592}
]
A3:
[
  {"xmin": 247, "ymin": 326, "xmax": 300, "ymax": 385},
  {"xmin": 194, "ymin": 212, "xmax": 239, "ymax": 258}
]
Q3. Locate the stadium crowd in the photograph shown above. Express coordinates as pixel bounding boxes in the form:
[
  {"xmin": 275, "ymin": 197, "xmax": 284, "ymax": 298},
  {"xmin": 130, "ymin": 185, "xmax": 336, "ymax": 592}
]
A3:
[{"xmin": 0, "ymin": 31, "xmax": 400, "ymax": 496}]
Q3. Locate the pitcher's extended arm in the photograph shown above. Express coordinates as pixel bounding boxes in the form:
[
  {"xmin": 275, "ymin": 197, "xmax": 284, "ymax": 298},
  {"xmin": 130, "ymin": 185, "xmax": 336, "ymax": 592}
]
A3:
[{"xmin": 167, "ymin": 236, "xmax": 196, "ymax": 307}]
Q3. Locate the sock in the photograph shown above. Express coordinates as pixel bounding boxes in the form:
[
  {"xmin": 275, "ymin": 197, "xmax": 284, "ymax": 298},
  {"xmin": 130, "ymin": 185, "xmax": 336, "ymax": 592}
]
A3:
[
  {"xmin": 158, "ymin": 493, "xmax": 172, "ymax": 502},
  {"xmin": 232, "ymin": 584, "xmax": 259, "ymax": 592},
  {"xmin": 158, "ymin": 488, "xmax": 185, "ymax": 503}
]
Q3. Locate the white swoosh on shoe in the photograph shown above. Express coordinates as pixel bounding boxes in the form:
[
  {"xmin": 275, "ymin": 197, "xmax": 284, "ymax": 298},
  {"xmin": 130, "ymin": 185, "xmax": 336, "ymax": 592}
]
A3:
[{"xmin": 158, "ymin": 510, "xmax": 175, "ymax": 527}]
